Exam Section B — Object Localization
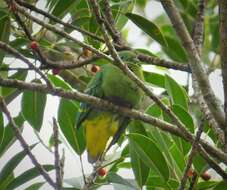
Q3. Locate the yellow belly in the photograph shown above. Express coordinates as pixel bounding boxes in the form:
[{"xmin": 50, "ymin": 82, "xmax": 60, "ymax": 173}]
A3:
[{"xmin": 83, "ymin": 112, "xmax": 119, "ymax": 162}]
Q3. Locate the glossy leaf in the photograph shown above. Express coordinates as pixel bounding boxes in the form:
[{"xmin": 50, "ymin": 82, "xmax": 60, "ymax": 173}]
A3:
[
  {"xmin": 22, "ymin": 79, "xmax": 47, "ymax": 131},
  {"xmin": 129, "ymin": 121, "xmax": 149, "ymax": 188},
  {"xmin": 196, "ymin": 181, "xmax": 218, "ymax": 190},
  {"xmin": 126, "ymin": 13, "xmax": 167, "ymax": 46},
  {"xmin": 51, "ymin": 0, "xmax": 78, "ymax": 18},
  {"xmin": 0, "ymin": 114, "xmax": 24, "ymax": 157},
  {"xmin": 58, "ymin": 99, "xmax": 85, "ymax": 155},
  {"xmin": 0, "ymin": 144, "xmax": 37, "ymax": 187},
  {"xmin": 214, "ymin": 181, "xmax": 227, "ymax": 190},
  {"xmin": 143, "ymin": 71, "xmax": 165, "ymax": 88},
  {"xmin": 128, "ymin": 133, "xmax": 169, "ymax": 180},
  {"xmin": 48, "ymin": 74, "xmax": 72, "ymax": 90},
  {"xmin": 172, "ymin": 105, "xmax": 194, "ymax": 133},
  {"xmin": 2, "ymin": 71, "xmax": 27, "ymax": 104},
  {"xmin": 163, "ymin": 35, "xmax": 188, "ymax": 62},
  {"xmin": 165, "ymin": 74, "xmax": 188, "ymax": 110},
  {"xmin": 193, "ymin": 153, "xmax": 209, "ymax": 174},
  {"xmin": 4, "ymin": 165, "xmax": 54, "ymax": 190},
  {"xmin": 24, "ymin": 182, "xmax": 45, "ymax": 190},
  {"xmin": 107, "ymin": 172, "xmax": 135, "ymax": 189}
]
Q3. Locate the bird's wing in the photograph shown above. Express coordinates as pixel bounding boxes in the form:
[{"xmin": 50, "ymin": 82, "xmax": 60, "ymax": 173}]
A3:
[
  {"xmin": 106, "ymin": 116, "xmax": 131, "ymax": 152},
  {"xmin": 76, "ymin": 71, "xmax": 104, "ymax": 128}
]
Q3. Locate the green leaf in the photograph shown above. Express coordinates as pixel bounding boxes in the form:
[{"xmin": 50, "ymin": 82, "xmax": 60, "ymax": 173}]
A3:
[
  {"xmin": 4, "ymin": 165, "xmax": 54, "ymax": 190},
  {"xmin": 58, "ymin": 99, "xmax": 85, "ymax": 155},
  {"xmin": 112, "ymin": 0, "xmax": 134, "ymax": 31},
  {"xmin": 196, "ymin": 181, "xmax": 218, "ymax": 190},
  {"xmin": 172, "ymin": 105, "xmax": 194, "ymax": 133},
  {"xmin": 48, "ymin": 74, "xmax": 72, "ymax": 90},
  {"xmin": 24, "ymin": 182, "xmax": 45, "ymax": 190},
  {"xmin": 51, "ymin": 0, "xmax": 79, "ymax": 18},
  {"xmin": 0, "ymin": 114, "xmax": 24, "ymax": 157},
  {"xmin": 64, "ymin": 176, "xmax": 84, "ymax": 189},
  {"xmin": 129, "ymin": 145, "xmax": 149, "ymax": 188},
  {"xmin": 126, "ymin": 13, "xmax": 167, "ymax": 46},
  {"xmin": 0, "ymin": 144, "xmax": 37, "ymax": 187},
  {"xmin": 214, "ymin": 181, "xmax": 227, "ymax": 190},
  {"xmin": 163, "ymin": 35, "xmax": 188, "ymax": 62},
  {"xmin": 193, "ymin": 153, "xmax": 209, "ymax": 174},
  {"xmin": 146, "ymin": 176, "xmax": 178, "ymax": 190},
  {"xmin": 2, "ymin": 71, "xmax": 27, "ymax": 104},
  {"xmin": 165, "ymin": 74, "xmax": 188, "ymax": 110},
  {"xmin": 22, "ymin": 79, "xmax": 47, "ymax": 131},
  {"xmin": 169, "ymin": 144, "xmax": 185, "ymax": 172},
  {"xmin": 129, "ymin": 121, "xmax": 149, "ymax": 188},
  {"xmin": 143, "ymin": 71, "xmax": 165, "ymax": 88},
  {"xmin": 128, "ymin": 133, "xmax": 169, "ymax": 181},
  {"xmin": 107, "ymin": 172, "xmax": 136, "ymax": 188},
  {"xmin": 0, "ymin": 9, "xmax": 10, "ymax": 64}
]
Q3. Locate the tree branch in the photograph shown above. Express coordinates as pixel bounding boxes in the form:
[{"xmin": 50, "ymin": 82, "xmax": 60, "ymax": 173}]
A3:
[
  {"xmin": 1, "ymin": 77, "xmax": 227, "ymax": 168},
  {"xmin": 160, "ymin": 0, "xmax": 225, "ymax": 131},
  {"xmin": 0, "ymin": 96, "xmax": 56, "ymax": 189},
  {"xmin": 14, "ymin": 0, "xmax": 192, "ymax": 73},
  {"xmin": 0, "ymin": 41, "xmax": 52, "ymax": 88},
  {"xmin": 178, "ymin": 120, "xmax": 204, "ymax": 190},
  {"xmin": 218, "ymin": 0, "xmax": 227, "ymax": 152},
  {"xmin": 137, "ymin": 53, "xmax": 191, "ymax": 72},
  {"xmin": 102, "ymin": 0, "xmax": 124, "ymax": 46}
]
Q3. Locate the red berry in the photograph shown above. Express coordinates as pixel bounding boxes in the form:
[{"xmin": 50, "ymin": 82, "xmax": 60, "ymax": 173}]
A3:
[
  {"xmin": 187, "ymin": 169, "xmax": 194, "ymax": 177},
  {"xmin": 201, "ymin": 172, "xmax": 211, "ymax": 181},
  {"xmin": 30, "ymin": 41, "xmax": 38, "ymax": 50},
  {"xmin": 187, "ymin": 169, "xmax": 197, "ymax": 178},
  {"xmin": 52, "ymin": 68, "xmax": 61, "ymax": 75},
  {"xmin": 9, "ymin": 2, "xmax": 17, "ymax": 12},
  {"xmin": 91, "ymin": 65, "xmax": 100, "ymax": 73},
  {"xmin": 97, "ymin": 168, "xmax": 107, "ymax": 177}
]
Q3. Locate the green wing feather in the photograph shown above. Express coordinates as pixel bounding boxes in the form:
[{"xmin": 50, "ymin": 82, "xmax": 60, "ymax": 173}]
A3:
[{"xmin": 76, "ymin": 71, "xmax": 104, "ymax": 128}]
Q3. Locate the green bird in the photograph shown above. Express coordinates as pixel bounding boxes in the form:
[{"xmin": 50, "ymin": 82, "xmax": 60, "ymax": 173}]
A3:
[{"xmin": 76, "ymin": 51, "xmax": 144, "ymax": 163}]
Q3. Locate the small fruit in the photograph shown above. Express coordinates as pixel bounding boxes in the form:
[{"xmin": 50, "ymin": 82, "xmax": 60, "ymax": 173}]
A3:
[
  {"xmin": 187, "ymin": 169, "xmax": 194, "ymax": 177},
  {"xmin": 97, "ymin": 168, "xmax": 107, "ymax": 177},
  {"xmin": 83, "ymin": 48, "xmax": 92, "ymax": 57},
  {"xmin": 201, "ymin": 172, "xmax": 211, "ymax": 181},
  {"xmin": 30, "ymin": 41, "xmax": 38, "ymax": 50},
  {"xmin": 9, "ymin": 2, "xmax": 17, "ymax": 12},
  {"xmin": 52, "ymin": 68, "xmax": 61, "ymax": 75},
  {"xmin": 91, "ymin": 65, "xmax": 100, "ymax": 73}
]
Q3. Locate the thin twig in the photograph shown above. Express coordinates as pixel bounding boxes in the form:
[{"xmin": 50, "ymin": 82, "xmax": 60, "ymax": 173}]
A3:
[
  {"xmin": 11, "ymin": 4, "xmax": 47, "ymax": 64},
  {"xmin": 137, "ymin": 53, "xmax": 191, "ymax": 72},
  {"xmin": 15, "ymin": 0, "xmax": 104, "ymax": 43},
  {"xmin": 0, "ymin": 96, "xmax": 56, "ymax": 189},
  {"xmin": 13, "ymin": 1, "xmax": 192, "ymax": 74},
  {"xmin": 0, "ymin": 41, "xmax": 52, "ymax": 88},
  {"xmin": 102, "ymin": 0, "xmax": 124, "ymax": 46},
  {"xmin": 178, "ymin": 120, "xmax": 204, "ymax": 190},
  {"xmin": 14, "ymin": 3, "xmax": 113, "ymax": 62},
  {"xmin": 53, "ymin": 118, "xmax": 62, "ymax": 190}
]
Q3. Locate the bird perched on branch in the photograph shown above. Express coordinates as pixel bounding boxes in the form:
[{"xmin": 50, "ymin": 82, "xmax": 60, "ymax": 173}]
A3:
[{"xmin": 76, "ymin": 51, "xmax": 144, "ymax": 163}]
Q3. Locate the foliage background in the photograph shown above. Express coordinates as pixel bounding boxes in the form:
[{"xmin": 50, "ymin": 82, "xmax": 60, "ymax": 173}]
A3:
[{"xmin": 0, "ymin": 0, "xmax": 226, "ymax": 189}]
